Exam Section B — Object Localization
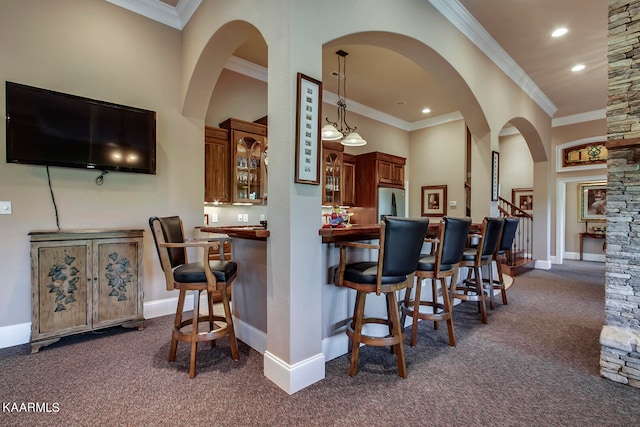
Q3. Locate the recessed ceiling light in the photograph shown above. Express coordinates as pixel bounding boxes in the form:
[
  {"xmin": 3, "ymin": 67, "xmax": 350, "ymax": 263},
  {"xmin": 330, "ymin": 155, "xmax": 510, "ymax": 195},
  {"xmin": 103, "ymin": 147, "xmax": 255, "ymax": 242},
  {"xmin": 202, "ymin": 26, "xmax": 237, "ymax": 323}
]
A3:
[
  {"xmin": 422, "ymin": 108, "xmax": 431, "ymax": 114},
  {"xmin": 552, "ymin": 28, "xmax": 568, "ymax": 38},
  {"xmin": 571, "ymin": 64, "xmax": 586, "ymax": 72}
]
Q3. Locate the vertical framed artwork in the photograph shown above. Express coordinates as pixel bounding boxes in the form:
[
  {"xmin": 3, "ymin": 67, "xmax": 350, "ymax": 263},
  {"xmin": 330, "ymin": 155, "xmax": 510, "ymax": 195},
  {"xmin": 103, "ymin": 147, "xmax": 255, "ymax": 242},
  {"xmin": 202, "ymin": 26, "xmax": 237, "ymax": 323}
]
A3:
[
  {"xmin": 421, "ymin": 185, "xmax": 447, "ymax": 217},
  {"xmin": 294, "ymin": 73, "xmax": 322, "ymax": 185},
  {"xmin": 578, "ymin": 181, "xmax": 607, "ymax": 222},
  {"xmin": 491, "ymin": 151, "xmax": 500, "ymax": 201}
]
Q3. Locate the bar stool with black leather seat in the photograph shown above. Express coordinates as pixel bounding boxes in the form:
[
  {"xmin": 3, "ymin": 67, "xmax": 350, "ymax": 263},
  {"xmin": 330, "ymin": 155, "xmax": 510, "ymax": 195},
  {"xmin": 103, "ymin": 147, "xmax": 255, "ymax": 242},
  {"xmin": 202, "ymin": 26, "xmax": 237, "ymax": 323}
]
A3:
[
  {"xmin": 400, "ymin": 216, "xmax": 472, "ymax": 347},
  {"xmin": 149, "ymin": 216, "xmax": 239, "ymax": 378},
  {"xmin": 335, "ymin": 216, "xmax": 429, "ymax": 377},
  {"xmin": 490, "ymin": 217, "xmax": 520, "ymax": 307},
  {"xmin": 451, "ymin": 217, "xmax": 504, "ymax": 324}
]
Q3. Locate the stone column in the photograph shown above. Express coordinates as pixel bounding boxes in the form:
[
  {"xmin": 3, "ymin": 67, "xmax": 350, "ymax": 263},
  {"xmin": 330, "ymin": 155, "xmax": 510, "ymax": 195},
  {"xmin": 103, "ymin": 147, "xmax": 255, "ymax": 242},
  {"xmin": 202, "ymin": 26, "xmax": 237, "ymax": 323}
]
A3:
[{"xmin": 600, "ymin": 0, "xmax": 640, "ymax": 389}]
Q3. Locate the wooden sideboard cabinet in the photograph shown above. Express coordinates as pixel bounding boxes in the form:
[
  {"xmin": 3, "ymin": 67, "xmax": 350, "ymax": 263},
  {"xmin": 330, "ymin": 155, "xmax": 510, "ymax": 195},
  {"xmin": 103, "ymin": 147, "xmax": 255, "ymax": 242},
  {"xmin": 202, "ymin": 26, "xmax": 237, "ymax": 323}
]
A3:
[
  {"xmin": 205, "ymin": 126, "xmax": 230, "ymax": 203},
  {"xmin": 29, "ymin": 229, "xmax": 144, "ymax": 353}
]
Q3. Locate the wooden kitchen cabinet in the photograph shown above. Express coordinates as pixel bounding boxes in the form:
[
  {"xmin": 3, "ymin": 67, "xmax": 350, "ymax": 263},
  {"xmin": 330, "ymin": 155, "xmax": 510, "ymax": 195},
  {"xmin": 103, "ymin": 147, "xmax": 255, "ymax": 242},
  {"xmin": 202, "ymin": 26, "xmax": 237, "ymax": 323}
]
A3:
[
  {"xmin": 322, "ymin": 141, "xmax": 344, "ymax": 206},
  {"xmin": 220, "ymin": 118, "xmax": 268, "ymax": 204},
  {"xmin": 29, "ymin": 229, "xmax": 144, "ymax": 353},
  {"xmin": 354, "ymin": 151, "xmax": 406, "ymax": 224},
  {"xmin": 205, "ymin": 126, "xmax": 230, "ymax": 203},
  {"xmin": 342, "ymin": 153, "xmax": 356, "ymax": 206}
]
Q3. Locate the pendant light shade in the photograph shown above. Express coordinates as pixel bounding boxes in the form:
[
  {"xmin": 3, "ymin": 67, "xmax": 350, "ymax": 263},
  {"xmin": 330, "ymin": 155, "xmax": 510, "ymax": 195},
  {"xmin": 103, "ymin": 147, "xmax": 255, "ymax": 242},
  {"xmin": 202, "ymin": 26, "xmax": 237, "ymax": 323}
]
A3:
[
  {"xmin": 323, "ymin": 50, "xmax": 366, "ymax": 146},
  {"xmin": 341, "ymin": 132, "xmax": 367, "ymax": 147},
  {"xmin": 321, "ymin": 124, "xmax": 343, "ymax": 141}
]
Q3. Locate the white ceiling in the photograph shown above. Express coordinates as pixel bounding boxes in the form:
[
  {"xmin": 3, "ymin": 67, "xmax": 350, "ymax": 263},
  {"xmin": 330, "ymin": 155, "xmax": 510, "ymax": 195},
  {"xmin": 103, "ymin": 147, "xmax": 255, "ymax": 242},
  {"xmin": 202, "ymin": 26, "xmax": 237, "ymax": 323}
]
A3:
[{"xmin": 116, "ymin": 0, "xmax": 608, "ymax": 129}]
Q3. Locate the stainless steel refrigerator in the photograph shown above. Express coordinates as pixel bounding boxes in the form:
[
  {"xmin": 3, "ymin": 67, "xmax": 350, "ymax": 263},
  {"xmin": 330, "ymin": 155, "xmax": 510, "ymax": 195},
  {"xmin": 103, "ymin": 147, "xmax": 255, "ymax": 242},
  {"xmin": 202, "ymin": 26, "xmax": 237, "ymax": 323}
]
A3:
[{"xmin": 377, "ymin": 187, "xmax": 406, "ymax": 221}]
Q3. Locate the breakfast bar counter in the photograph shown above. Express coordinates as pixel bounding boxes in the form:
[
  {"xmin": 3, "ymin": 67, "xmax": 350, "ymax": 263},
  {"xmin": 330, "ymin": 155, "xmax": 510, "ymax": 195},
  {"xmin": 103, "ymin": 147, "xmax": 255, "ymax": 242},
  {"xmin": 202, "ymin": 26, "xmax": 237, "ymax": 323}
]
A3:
[
  {"xmin": 198, "ymin": 225, "xmax": 268, "ymax": 353},
  {"xmin": 200, "ymin": 225, "xmax": 269, "ymax": 240}
]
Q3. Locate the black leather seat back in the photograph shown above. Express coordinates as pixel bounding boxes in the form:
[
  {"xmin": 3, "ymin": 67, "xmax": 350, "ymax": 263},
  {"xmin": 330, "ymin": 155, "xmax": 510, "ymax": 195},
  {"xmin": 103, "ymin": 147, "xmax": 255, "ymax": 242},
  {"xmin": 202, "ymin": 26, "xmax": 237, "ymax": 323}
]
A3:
[
  {"xmin": 149, "ymin": 216, "xmax": 186, "ymax": 269},
  {"xmin": 440, "ymin": 217, "xmax": 472, "ymax": 266},
  {"xmin": 499, "ymin": 217, "xmax": 520, "ymax": 252},
  {"xmin": 381, "ymin": 217, "xmax": 429, "ymax": 277},
  {"xmin": 481, "ymin": 217, "xmax": 505, "ymax": 257}
]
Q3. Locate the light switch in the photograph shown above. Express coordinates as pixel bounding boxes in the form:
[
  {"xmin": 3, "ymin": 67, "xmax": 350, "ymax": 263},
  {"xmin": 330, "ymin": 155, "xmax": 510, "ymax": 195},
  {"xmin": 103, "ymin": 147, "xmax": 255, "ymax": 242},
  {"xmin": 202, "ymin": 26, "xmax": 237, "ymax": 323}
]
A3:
[
  {"xmin": 0, "ymin": 201, "xmax": 12, "ymax": 215},
  {"xmin": 242, "ymin": 214, "xmax": 249, "ymax": 222},
  {"xmin": 238, "ymin": 214, "xmax": 243, "ymax": 222},
  {"xmin": 449, "ymin": 201, "xmax": 457, "ymax": 207},
  {"xmin": 211, "ymin": 213, "xmax": 218, "ymax": 223}
]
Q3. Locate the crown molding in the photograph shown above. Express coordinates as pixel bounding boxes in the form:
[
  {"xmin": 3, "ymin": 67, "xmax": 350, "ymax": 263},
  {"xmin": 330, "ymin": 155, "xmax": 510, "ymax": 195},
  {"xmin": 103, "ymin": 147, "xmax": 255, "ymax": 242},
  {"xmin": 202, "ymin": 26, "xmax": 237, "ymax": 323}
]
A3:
[
  {"xmin": 105, "ymin": 0, "xmax": 201, "ymax": 30},
  {"xmin": 552, "ymin": 109, "xmax": 606, "ymax": 127},
  {"xmin": 224, "ymin": 56, "xmax": 268, "ymax": 82},
  {"xmin": 429, "ymin": 0, "xmax": 557, "ymax": 117}
]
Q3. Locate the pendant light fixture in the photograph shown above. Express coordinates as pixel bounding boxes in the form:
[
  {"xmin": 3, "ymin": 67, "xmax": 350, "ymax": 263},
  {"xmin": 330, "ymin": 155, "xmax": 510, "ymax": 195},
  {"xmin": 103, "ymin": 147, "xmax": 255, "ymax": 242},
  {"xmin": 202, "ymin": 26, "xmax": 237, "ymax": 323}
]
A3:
[{"xmin": 322, "ymin": 50, "xmax": 367, "ymax": 147}]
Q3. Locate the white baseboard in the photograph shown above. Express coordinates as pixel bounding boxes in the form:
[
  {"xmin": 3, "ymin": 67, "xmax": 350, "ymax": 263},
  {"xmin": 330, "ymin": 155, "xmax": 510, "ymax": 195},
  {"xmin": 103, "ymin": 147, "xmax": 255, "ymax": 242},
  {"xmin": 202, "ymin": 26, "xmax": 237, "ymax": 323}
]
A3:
[
  {"xmin": 234, "ymin": 317, "xmax": 267, "ymax": 354},
  {"xmin": 564, "ymin": 251, "xmax": 605, "ymax": 263},
  {"xmin": 535, "ymin": 259, "xmax": 553, "ymax": 270},
  {"xmin": 264, "ymin": 350, "xmax": 325, "ymax": 395},
  {"xmin": 0, "ymin": 322, "xmax": 31, "ymax": 349},
  {"xmin": 322, "ymin": 333, "xmax": 349, "ymax": 362}
]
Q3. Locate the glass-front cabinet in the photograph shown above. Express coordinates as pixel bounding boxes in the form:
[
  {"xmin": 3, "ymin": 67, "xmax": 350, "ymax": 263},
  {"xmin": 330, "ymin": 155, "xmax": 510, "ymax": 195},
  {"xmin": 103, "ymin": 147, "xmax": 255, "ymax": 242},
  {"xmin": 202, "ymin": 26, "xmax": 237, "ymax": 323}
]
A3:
[
  {"xmin": 219, "ymin": 118, "xmax": 268, "ymax": 205},
  {"xmin": 233, "ymin": 130, "xmax": 265, "ymax": 203},
  {"xmin": 322, "ymin": 141, "xmax": 344, "ymax": 206}
]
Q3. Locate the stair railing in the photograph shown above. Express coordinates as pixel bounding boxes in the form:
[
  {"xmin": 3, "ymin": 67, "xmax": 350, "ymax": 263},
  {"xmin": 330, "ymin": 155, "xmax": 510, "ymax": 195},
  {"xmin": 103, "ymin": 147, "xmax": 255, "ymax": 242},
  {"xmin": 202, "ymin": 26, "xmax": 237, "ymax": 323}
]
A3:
[{"xmin": 498, "ymin": 197, "xmax": 533, "ymax": 268}]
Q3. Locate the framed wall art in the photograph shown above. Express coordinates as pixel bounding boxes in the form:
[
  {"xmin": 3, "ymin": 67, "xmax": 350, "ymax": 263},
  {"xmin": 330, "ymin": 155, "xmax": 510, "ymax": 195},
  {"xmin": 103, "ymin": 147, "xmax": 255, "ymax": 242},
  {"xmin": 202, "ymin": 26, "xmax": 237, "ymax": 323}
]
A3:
[
  {"xmin": 421, "ymin": 185, "xmax": 447, "ymax": 217},
  {"xmin": 491, "ymin": 151, "xmax": 500, "ymax": 201},
  {"xmin": 578, "ymin": 181, "xmax": 607, "ymax": 222},
  {"xmin": 512, "ymin": 187, "xmax": 533, "ymax": 215},
  {"xmin": 294, "ymin": 73, "xmax": 322, "ymax": 185}
]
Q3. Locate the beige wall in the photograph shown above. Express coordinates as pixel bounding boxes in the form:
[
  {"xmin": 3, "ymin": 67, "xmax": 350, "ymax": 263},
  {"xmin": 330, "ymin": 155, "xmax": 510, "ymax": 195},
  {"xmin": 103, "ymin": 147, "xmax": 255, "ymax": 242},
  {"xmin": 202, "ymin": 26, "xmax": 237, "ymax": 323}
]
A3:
[
  {"xmin": 500, "ymin": 133, "xmax": 534, "ymax": 198},
  {"xmin": 408, "ymin": 120, "xmax": 467, "ymax": 219},
  {"xmin": 0, "ymin": 0, "xmax": 205, "ymax": 328}
]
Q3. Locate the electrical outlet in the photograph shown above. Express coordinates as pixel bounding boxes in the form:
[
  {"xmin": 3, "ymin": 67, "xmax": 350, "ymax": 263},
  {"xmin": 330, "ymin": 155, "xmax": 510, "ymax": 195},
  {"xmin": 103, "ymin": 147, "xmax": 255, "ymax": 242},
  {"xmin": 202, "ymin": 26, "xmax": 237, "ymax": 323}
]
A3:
[
  {"xmin": 449, "ymin": 201, "xmax": 457, "ymax": 207},
  {"xmin": 242, "ymin": 214, "xmax": 249, "ymax": 222},
  {"xmin": 238, "ymin": 214, "xmax": 243, "ymax": 222},
  {"xmin": 260, "ymin": 214, "xmax": 265, "ymax": 221},
  {"xmin": 211, "ymin": 213, "xmax": 218, "ymax": 223},
  {"xmin": 0, "ymin": 201, "xmax": 12, "ymax": 215}
]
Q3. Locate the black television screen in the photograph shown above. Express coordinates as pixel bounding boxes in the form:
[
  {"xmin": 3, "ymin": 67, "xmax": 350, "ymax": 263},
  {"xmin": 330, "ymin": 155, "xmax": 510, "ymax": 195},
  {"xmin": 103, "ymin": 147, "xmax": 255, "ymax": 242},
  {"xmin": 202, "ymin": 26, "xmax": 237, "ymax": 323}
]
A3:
[{"xmin": 5, "ymin": 81, "xmax": 156, "ymax": 174}]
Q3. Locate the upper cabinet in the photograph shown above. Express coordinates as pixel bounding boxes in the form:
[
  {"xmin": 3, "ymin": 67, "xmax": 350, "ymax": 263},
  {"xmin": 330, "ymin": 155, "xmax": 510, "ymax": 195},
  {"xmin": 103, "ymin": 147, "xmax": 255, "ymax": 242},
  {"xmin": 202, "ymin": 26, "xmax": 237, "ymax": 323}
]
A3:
[
  {"xmin": 204, "ymin": 127, "xmax": 230, "ymax": 203},
  {"xmin": 322, "ymin": 141, "xmax": 344, "ymax": 206},
  {"xmin": 205, "ymin": 118, "xmax": 268, "ymax": 205},
  {"xmin": 356, "ymin": 151, "xmax": 405, "ymax": 190}
]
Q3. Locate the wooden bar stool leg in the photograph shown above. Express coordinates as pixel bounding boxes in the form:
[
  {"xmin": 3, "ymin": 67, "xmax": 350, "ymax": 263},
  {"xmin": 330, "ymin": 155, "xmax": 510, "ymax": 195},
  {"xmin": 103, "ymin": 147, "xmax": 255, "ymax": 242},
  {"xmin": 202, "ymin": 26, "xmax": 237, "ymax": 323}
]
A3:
[
  {"xmin": 496, "ymin": 259, "xmax": 508, "ymax": 305},
  {"xmin": 485, "ymin": 264, "xmax": 495, "ymax": 310},
  {"xmin": 441, "ymin": 276, "xmax": 456, "ymax": 346},
  {"xmin": 409, "ymin": 281, "xmax": 422, "ymax": 347},
  {"xmin": 207, "ymin": 290, "xmax": 216, "ymax": 348},
  {"xmin": 475, "ymin": 267, "xmax": 488, "ymax": 324},
  {"xmin": 432, "ymin": 279, "xmax": 439, "ymax": 330},
  {"xmin": 349, "ymin": 291, "xmax": 366, "ymax": 377},
  {"xmin": 220, "ymin": 286, "xmax": 239, "ymax": 361},
  {"xmin": 189, "ymin": 290, "xmax": 201, "ymax": 379},
  {"xmin": 387, "ymin": 292, "xmax": 406, "ymax": 378},
  {"xmin": 169, "ymin": 289, "xmax": 186, "ymax": 362}
]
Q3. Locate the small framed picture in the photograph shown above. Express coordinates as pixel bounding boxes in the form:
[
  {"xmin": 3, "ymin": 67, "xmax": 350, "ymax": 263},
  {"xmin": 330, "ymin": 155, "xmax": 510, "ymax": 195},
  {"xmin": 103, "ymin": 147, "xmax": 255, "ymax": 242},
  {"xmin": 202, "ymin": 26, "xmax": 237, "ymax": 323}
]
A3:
[
  {"xmin": 511, "ymin": 188, "xmax": 533, "ymax": 216},
  {"xmin": 294, "ymin": 73, "xmax": 322, "ymax": 185},
  {"xmin": 421, "ymin": 185, "xmax": 447, "ymax": 217},
  {"xmin": 578, "ymin": 181, "xmax": 607, "ymax": 222}
]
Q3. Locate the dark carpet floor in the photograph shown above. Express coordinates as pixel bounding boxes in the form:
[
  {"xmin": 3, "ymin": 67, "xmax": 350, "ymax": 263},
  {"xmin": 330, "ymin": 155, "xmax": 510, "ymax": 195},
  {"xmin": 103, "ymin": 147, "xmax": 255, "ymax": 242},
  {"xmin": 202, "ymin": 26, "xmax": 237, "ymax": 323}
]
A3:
[{"xmin": 1, "ymin": 260, "xmax": 639, "ymax": 426}]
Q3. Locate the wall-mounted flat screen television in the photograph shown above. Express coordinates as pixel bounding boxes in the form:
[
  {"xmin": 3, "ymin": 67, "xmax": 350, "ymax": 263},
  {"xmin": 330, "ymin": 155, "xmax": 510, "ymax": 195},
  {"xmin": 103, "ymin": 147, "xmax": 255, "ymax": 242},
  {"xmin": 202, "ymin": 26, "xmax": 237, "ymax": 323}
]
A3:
[{"xmin": 5, "ymin": 81, "xmax": 156, "ymax": 174}]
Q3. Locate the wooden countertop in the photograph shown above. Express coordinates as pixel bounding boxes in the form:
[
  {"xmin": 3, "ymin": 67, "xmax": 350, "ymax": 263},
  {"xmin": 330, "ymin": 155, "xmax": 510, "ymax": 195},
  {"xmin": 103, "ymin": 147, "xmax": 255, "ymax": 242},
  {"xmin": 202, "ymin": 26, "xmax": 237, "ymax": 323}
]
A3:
[
  {"xmin": 200, "ymin": 225, "xmax": 269, "ymax": 240},
  {"xmin": 318, "ymin": 221, "xmax": 482, "ymax": 244}
]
